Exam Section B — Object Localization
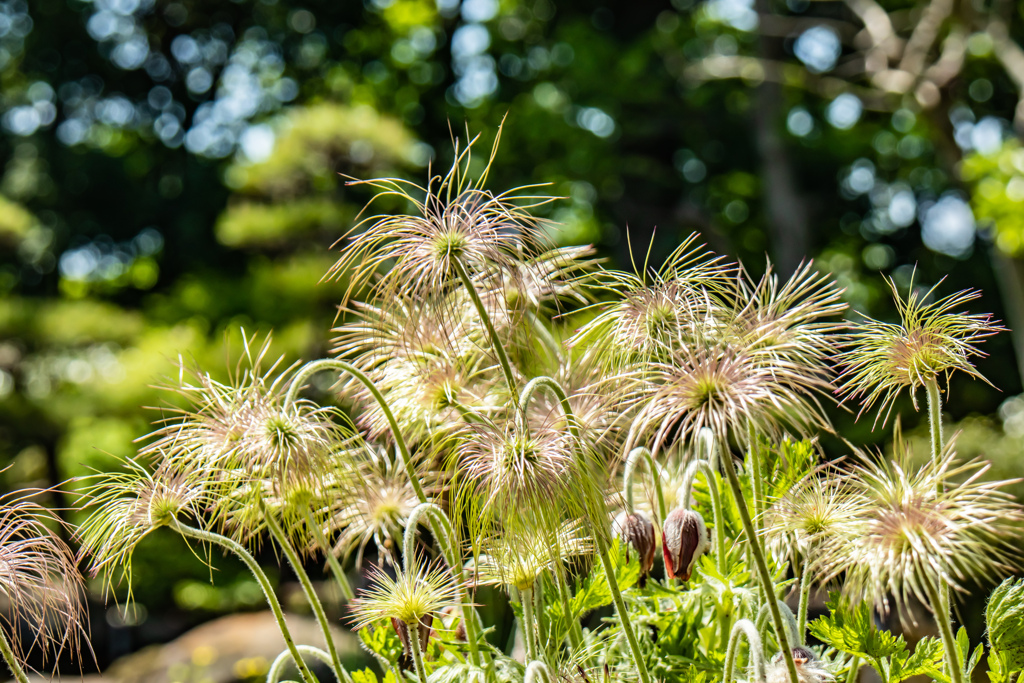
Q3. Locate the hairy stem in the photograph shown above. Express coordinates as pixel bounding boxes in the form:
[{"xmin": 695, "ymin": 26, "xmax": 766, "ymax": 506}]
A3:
[
  {"xmin": 265, "ymin": 508, "xmax": 346, "ymax": 682},
  {"xmin": 0, "ymin": 624, "xmax": 29, "ymax": 683},
  {"xmin": 268, "ymin": 645, "xmax": 346, "ymax": 683},
  {"xmin": 518, "ymin": 376, "xmax": 580, "ymax": 441},
  {"xmin": 171, "ymin": 519, "xmax": 317, "ymax": 683},
  {"xmin": 924, "ymin": 575, "xmax": 964, "ymax": 683},
  {"xmin": 521, "ymin": 586, "xmax": 538, "ymax": 662},
  {"xmin": 723, "ymin": 619, "xmax": 767, "ymax": 683},
  {"xmin": 845, "ymin": 657, "xmax": 861, "ymax": 683},
  {"xmin": 285, "ymin": 359, "xmax": 426, "ymax": 504},
  {"xmin": 303, "ymin": 509, "xmax": 354, "ymax": 602},
  {"xmin": 622, "ymin": 446, "xmax": 668, "ymax": 523},
  {"xmin": 408, "ymin": 620, "xmax": 430, "ymax": 683},
  {"xmin": 797, "ymin": 568, "xmax": 812, "ymax": 644},
  {"xmin": 926, "ymin": 377, "xmax": 944, "ymax": 471},
  {"xmin": 554, "ymin": 568, "xmax": 583, "ymax": 650},
  {"xmin": 404, "ymin": 503, "xmax": 484, "ymax": 669},
  {"xmin": 747, "ymin": 423, "xmax": 764, "ymax": 533},
  {"xmin": 452, "ymin": 256, "xmax": 518, "ymax": 392},
  {"xmin": 594, "ymin": 533, "xmax": 652, "ymax": 683},
  {"xmin": 720, "ymin": 451, "xmax": 799, "ymax": 683},
  {"xmin": 525, "ymin": 660, "xmax": 553, "ymax": 683},
  {"xmin": 681, "ymin": 459, "xmax": 728, "ymax": 576}
]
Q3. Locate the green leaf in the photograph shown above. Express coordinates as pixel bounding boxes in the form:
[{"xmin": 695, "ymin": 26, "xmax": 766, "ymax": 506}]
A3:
[
  {"xmin": 351, "ymin": 670, "xmax": 379, "ymax": 683},
  {"xmin": 358, "ymin": 623, "xmax": 404, "ymax": 664},
  {"xmin": 567, "ymin": 539, "xmax": 639, "ymax": 617},
  {"xmin": 889, "ymin": 637, "xmax": 944, "ymax": 683},
  {"xmin": 987, "ymin": 578, "xmax": 1024, "ymax": 672},
  {"xmin": 988, "ymin": 648, "xmax": 1011, "ymax": 683}
]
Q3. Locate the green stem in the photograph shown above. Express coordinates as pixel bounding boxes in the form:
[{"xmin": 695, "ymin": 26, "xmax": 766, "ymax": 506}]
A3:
[
  {"xmin": 170, "ymin": 519, "xmax": 317, "ymax": 683},
  {"xmin": 525, "ymin": 660, "xmax": 553, "ymax": 683},
  {"xmin": 452, "ymin": 256, "xmax": 518, "ymax": 392},
  {"xmin": 408, "ymin": 620, "xmax": 430, "ymax": 683},
  {"xmin": 681, "ymin": 459, "xmax": 728, "ymax": 576},
  {"xmin": 403, "ymin": 503, "xmax": 484, "ymax": 669},
  {"xmin": 268, "ymin": 645, "xmax": 345, "ymax": 683},
  {"xmin": 747, "ymin": 423, "xmax": 764, "ymax": 533},
  {"xmin": 924, "ymin": 575, "xmax": 964, "ymax": 683},
  {"xmin": 265, "ymin": 508, "xmax": 347, "ymax": 683},
  {"xmin": 845, "ymin": 657, "xmax": 861, "ymax": 683},
  {"xmin": 722, "ymin": 619, "xmax": 766, "ymax": 683},
  {"xmin": 555, "ymin": 569, "xmax": 583, "ymax": 651},
  {"xmin": 521, "ymin": 586, "xmax": 538, "ymax": 662},
  {"xmin": 285, "ymin": 359, "xmax": 426, "ymax": 504},
  {"xmin": 534, "ymin": 580, "xmax": 548, "ymax": 659},
  {"xmin": 622, "ymin": 446, "xmax": 667, "ymax": 523},
  {"xmin": 594, "ymin": 533, "xmax": 652, "ymax": 683},
  {"xmin": 304, "ymin": 509, "xmax": 354, "ymax": 602},
  {"xmin": 925, "ymin": 378, "xmax": 944, "ymax": 487},
  {"xmin": 518, "ymin": 376, "xmax": 580, "ymax": 441},
  {"xmin": 797, "ymin": 568, "xmax": 812, "ymax": 644},
  {"xmin": 0, "ymin": 623, "xmax": 29, "ymax": 683},
  {"xmin": 719, "ymin": 451, "xmax": 799, "ymax": 683}
]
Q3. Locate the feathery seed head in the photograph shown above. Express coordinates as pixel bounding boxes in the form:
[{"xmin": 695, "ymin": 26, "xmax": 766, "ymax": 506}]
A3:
[
  {"xmin": 661, "ymin": 507, "xmax": 710, "ymax": 581},
  {"xmin": 0, "ymin": 496, "xmax": 86, "ymax": 667},
  {"xmin": 474, "ymin": 521, "xmax": 593, "ymax": 592},
  {"xmin": 349, "ymin": 560, "xmax": 459, "ymax": 630},
  {"xmin": 838, "ymin": 278, "xmax": 1004, "ymax": 424},
  {"xmin": 329, "ymin": 131, "xmax": 550, "ymax": 304},
  {"xmin": 822, "ymin": 441, "xmax": 1022, "ymax": 616}
]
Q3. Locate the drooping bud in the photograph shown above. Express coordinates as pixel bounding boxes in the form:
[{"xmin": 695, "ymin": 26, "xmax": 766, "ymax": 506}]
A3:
[
  {"xmin": 661, "ymin": 507, "xmax": 710, "ymax": 581},
  {"xmin": 612, "ymin": 511, "xmax": 657, "ymax": 588},
  {"xmin": 390, "ymin": 615, "xmax": 434, "ymax": 659}
]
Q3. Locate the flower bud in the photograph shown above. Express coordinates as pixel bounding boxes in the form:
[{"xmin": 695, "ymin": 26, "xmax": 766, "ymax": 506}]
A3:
[
  {"xmin": 612, "ymin": 511, "xmax": 657, "ymax": 588},
  {"xmin": 390, "ymin": 615, "xmax": 434, "ymax": 658},
  {"xmin": 661, "ymin": 507, "xmax": 710, "ymax": 581},
  {"xmin": 768, "ymin": 647, "xmax": 834, "ymax": 683}
]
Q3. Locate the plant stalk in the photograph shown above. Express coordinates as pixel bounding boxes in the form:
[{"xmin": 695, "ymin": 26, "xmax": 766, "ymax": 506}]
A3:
[
  {"xmin": 171, "ymin": 519, "xmax": 318, "ymax": 683},
  {"xmin": 268, "ymin": 645, "xmax": 345, "ymax": 683},
  {"xmin": 285, "ymin": 359, "xmax": 426, "ymax": 504},
  {"xmin": 722, "ymin": 619, "xmax": 767, "ymax": 683},
  {"xmin": 925, "ymin": 378, "xmax": 944, "ymax": 484},
  {"xmin": 265, "ymin": 508, "xmax": 347, "ymax": 682},
  {"xmin": 521, "ymin": 586, "xmax": 538, "ymax": 662},
  {"xmin": 408, "ymin": 620, "xmax": 430, "ymax": 683},
  {"xmin": 797, "ymin": 568, "xmax": 812, "ymax": 643},
  {"xmin": 0, "ymin": 624, "xmax": 29, "ymax": 683},
  {"xmin": 845, "ymin": 656, "xmax": 861, "ymax": 683},
  {"xmin": 404, "ymin": 503, "xmax": 484, "ymax": 669},
  {"xmin": 623, "ymin": 446, "xmax": 668, "ymax": 523},
  {"xmin": 681, "ymin": 459, "xmax": 728, "ymax": 576},
  {"xmin": 525, "ymin": 660, "xmax": 553, "ymax": 683},
  {"xmin": 719, "ymin": 450, "xmax": 800, "ymax": 683},
  {"xmin": 303, "ymin": 509, "xmax": 354, "ymax": 602},
  {"xmin": 924, "ymin": 575, "xmax": 964, "ymax": 683},
  {"xmin": 594, "ymin": 533, "xmax": 652, "ymax": 683},
  {"xmin": 747, "ymin": 423, "xmax": 764, "ymax": 533},
  {"xmin": 518, "ymin": 376, "xmax": 580, "ymax": 441},
  {"xmin": 452, "ymin": 256, "xmax": 518, "ymax": 392}
]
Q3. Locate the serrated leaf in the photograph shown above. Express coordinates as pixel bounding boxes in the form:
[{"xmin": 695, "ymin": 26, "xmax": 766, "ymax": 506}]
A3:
[
  {"xmin": 358, "ymin": 623, "xmax": 405, "ymax": 663},
  {"xmin": 808, "ymin": 594, "xmax": 903, "ymax": 661},
  {"xmin": 567, "ymin": 539, "xmax": 639, "ymax": 617},
  {"xmin": 889, "ymin": 636, "xmax": 944, "ymax": 683},
  {"xmin": 988, "ymin": 648, "xmax": 1011, "ymax": 683},
  {"xmin": 987, "ymin": 578, "xmax": 1024, "ymax": 672},
  {"xmin": 351, "ymin": 670, "xmax": 379, "ymax": 683}
]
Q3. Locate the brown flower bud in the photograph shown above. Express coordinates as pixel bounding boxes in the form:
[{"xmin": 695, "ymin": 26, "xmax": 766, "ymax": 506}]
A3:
[
  {"xmin": 768, "ymin": 647, "xmax": 834, "ymax": 683},
  {"xmin": 661, "ymin": 507, "xmax": 710, "ymax": 581},
  {"xmin": 613, "ymin": 511, "xmax": 657, "ymax": 588},
  {"xmin": 390, "ymin": 615, "xmax": 434, "ymax": 658}
]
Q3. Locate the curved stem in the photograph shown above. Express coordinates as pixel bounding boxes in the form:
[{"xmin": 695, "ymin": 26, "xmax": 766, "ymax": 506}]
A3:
[
  {"xmin": 284, "ymin": 359, "xmax": 426, "ymax": 504},
  {"xmin": 723, "ymin": 619, "xmax": 767, "ymax": 683},
  {"xmin": 268, "ymin": 645, "xmax": 345, "ymax": 683},
  {"xmin": 525, "ymin": 660, "xmax": 553, "ymax": 683},
  {"xmin": 518, "ymin": 376, "xmax": 580, "ymax": 441},
  {"xmin": 264, "ymin": 507, "xmax": 347, "ymax": 682},
  {"xmin": 303, "ymin": 508, "xmax": 354, "ymax": 602},
  {"xmin": 924, "ymin": 575, "xmax": 964, "ymax": 683},
  {"xmin": 0, "ymin": 624, "xmax": 29, "ymax": 683},
  {"xmin": 403, "ymin": 503, "xmax": 483, "ymax": 669},
  {"xmin": 170, "ymin": 519, "xmax": 317, "ymax": 683},
  {"xmin": 521, "ymin": 586, "xmax": 538, "ymax": 663},
  {"xmin": 680, "ymin": 459, "xmax": 728, "ymax": 576},
  {"xmin": 534, "ymin": 581, "xmax": 548, "ymax": 658},
  {"xmin": 452, "ymin": 256, "xmax": 517, "ymax": 392},
  {"xmin": 719, "ymin": 451, "xmax": 799, "ymax": 683},
  {"xmin": 622, "ymin": 447, "xmax": 667, "ymax": 523},
  {"xmin": 408, "ymin": 620, "xmax": 430, "ymax": 683},
  {"xmin": 594, "ymin": 533, "xmax": 652, "ymax": 683}
]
